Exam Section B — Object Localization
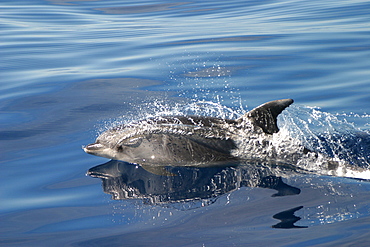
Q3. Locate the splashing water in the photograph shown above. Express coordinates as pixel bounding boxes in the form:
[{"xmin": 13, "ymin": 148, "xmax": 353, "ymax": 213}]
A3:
[
  {"xmin": 279, "ymin": 105, "xmax": 370, "ymax": 167},
  {"xmin": 98, "ymin": 99, "xmax": 245, "ymax": 131},
  {"xmin": 97, "ymin": 100, "xmax": 370, "ymax": 179},
  {"xmin": 276, "ymin": 105, "xmax": 370, "ymax": 179}
]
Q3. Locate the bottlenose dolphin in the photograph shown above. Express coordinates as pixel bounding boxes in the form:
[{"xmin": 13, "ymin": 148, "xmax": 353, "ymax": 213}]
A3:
[
  {"xmin": 83, "ymin": 98, "xmax": 369, "ymax": 178},
  {"xmin": 84, "ymin": 99, "xmax": 295, "ymax": 166}
]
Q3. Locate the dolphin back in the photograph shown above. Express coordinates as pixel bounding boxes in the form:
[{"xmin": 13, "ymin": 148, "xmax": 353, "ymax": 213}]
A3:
[{"xmin": 239, "ymin": 99, "xmax": 294, "ymax": 134}]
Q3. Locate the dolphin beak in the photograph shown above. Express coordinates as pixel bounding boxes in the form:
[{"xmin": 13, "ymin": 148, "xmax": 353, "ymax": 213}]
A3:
[
  {"xmin": 87, "ymin": 165, "xmax": 108, "ymax": 178},
  {"xmin": 83, "ymin": 143, "xmax": 105, "ymax": 154}
]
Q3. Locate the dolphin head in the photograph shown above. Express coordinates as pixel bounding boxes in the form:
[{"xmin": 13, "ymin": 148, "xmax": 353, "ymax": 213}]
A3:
[
  {"xmin": 83, "ymin": 116, "xmax": 238, "ymax": 165},
  {"xmin": 84, "ymin": 125, "xmax": 150, "ymax": 163}
]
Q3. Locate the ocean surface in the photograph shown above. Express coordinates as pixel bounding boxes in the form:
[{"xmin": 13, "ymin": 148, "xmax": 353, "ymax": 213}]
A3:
[{"xmin": 1, "ymin": 0, "xmax": 370, "ymax": 246}]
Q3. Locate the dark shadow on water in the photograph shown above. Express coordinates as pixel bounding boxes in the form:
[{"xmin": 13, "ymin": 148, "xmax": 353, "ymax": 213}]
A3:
[
  {"xmin": 272, "ymin": 206, "xmax": 307, "ymax": 229},
  {"xmin": 87, "ymin": 160, "xmax": 307, "ymax": 229}
]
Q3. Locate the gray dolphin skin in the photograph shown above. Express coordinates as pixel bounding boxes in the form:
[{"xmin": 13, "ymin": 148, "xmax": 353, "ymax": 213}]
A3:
[{"xmin": 84, "ymin": 99, "xmax": 296, "ymax": 166}]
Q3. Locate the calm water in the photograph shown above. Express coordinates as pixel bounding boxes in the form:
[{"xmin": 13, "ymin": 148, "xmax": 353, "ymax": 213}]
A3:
[{"xmin": 1, "ymin": 0, "xmax": 370, "ymax": 246}]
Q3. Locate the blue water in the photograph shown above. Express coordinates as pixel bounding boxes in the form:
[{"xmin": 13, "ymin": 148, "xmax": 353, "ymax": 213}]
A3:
[{"xmin": 1, "ymin": 0, "xmax": 370, "ymax": 246}]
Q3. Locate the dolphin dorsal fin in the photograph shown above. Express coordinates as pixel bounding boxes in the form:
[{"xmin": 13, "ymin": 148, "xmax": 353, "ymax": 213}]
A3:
[{"xmin": 243, "ymin": 99, "xmax": 294, "ymax": 134}]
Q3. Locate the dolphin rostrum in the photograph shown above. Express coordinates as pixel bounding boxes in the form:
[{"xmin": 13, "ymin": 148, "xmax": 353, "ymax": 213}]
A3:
[{"xmin": 84, "ymin": 99, "xmax": 300, "ymax": 165}]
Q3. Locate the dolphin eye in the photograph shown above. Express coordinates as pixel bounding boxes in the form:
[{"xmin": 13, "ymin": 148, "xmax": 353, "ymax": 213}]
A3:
[{"xmin": 120, "ymin": 137, "xmax": 143, "ymax": 148}]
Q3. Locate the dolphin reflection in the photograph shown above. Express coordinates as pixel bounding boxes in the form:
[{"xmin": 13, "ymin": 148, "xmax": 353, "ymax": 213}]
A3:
[
  {"xmin": 87, "ymin": 160, "xmax": 301, "ymax": 203},
  {"xmin": 88, "ymin": 160, "xmax": 307, "ymax": 229}
]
